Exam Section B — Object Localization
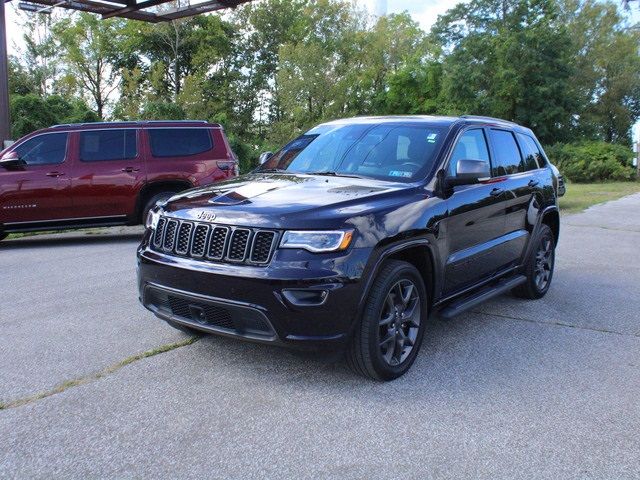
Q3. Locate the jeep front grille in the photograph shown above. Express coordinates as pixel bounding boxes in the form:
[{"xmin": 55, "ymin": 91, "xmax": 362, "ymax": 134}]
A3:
[{"xmin": 151, "ymin": 216, "xmax": 278, "ymax": 266}]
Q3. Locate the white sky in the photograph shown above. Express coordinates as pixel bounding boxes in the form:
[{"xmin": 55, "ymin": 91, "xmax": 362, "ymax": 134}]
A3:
[{"xmin": 4, "ymin": 0, "xmax": 639, "ymax": 141}]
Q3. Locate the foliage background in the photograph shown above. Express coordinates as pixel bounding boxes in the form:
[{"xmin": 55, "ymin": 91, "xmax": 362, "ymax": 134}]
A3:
[{"xmin": 7, "ymin": 0, "xmax": 640, "ymax": 178}]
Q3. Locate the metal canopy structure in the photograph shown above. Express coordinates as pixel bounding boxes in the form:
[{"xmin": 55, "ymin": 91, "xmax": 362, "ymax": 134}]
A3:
[
  {"xmin": 11, "ymin": 0, "xmax": 252, "ymax": 23},
  {"xmin": 0, "ymin": 0, "xmax": 253, "ymax": 146}
]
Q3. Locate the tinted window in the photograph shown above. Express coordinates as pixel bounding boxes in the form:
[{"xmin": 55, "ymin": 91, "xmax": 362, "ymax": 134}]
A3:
[
  {"xmin": 80, "ymin": 130, "xmax": 137, "ymax": 162},
  {"xmin": 149, "ymin": 129, "xmax": 213, "ymax": 157},
  {"xmin": 448, "ymin": 129, "xmax": 490, "ymax": 176},
  {"xmin": 489, "ymin": 129, "xmax": 522, "ymax": 176},
  {"xmin": 14, "ymin": 133, "xmax": 68, "ymax": 166},
  {"xmin": 259, "ymin": 123, "xmax": 445, "ymax": 182},
  {"xmin": 516, "ymin": 133, "xmax": 544, "ymax": 171}
]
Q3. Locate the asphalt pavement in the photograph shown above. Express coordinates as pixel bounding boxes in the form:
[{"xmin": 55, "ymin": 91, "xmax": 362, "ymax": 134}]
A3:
[{"xmin": 1, "ymin": 196, "xmax": 639, "ymax": 479}]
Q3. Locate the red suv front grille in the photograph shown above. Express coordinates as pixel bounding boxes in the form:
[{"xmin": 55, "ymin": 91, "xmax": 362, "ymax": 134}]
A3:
[{"xmin": 151, "ymin": 216, "xmax": 278, "ymax": 266}]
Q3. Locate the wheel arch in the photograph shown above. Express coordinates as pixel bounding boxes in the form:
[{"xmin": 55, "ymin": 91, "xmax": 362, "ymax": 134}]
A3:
[
  {"xmin": 541, "ymin": 207, "xmax": 560, "ymax": 245},
  {"xmin": 135, "ymin": 180, "xmax": 194, "ymax": 222},
  {"xmin": 358, "ymin": 239, "xmax": 439, "ymax": 314}
]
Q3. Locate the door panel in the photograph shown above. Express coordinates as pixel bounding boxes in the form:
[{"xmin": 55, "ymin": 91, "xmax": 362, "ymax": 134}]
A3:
[
  {"xmin": 69, "ymin": 129, "xmax": 146, "ymax": 218},
  {"xmin": 0, "ymin": 132, "xmax": 72, "ymax": 224},
  {"xmin": 443, "ymin": 182, "xmax": 508, "ymax": 294}
]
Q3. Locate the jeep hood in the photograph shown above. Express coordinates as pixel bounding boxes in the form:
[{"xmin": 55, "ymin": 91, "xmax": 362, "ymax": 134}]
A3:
[{"xmin": 161, "ymin": 173, "xmax": 419, "ymax": 229}]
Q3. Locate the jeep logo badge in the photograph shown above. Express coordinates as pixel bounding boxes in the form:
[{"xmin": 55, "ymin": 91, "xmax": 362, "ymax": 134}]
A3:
[{"xmin": 196, "ymin": 211, "xmax": 216, "ymax": 222}]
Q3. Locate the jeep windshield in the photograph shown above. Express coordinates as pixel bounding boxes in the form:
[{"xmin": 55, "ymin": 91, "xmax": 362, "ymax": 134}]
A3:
[{"xmin": 257, "ymin": 122, "xmax": 446, "ymax": 183}]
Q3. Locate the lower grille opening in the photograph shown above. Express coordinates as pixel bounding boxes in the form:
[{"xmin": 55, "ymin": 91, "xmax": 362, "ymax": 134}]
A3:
[
  {"xmin": 144, "ymin": 285, "xmax": 277, "ymax": 341},
  {"xmin": 168, "ymin": 295, "xmax": 234, "ymax": 330}
]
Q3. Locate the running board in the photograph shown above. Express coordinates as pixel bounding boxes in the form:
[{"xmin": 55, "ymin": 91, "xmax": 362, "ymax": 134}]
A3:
[{"xmin": 439, "ymin": 275, "xmax": 526, "ymax": 320}]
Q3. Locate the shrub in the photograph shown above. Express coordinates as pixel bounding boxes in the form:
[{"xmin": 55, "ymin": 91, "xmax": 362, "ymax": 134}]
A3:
[
  {"xmin": 10, "ymin": 94, "xmax": 99, "ymax": 139},
  {"xmin": 141, "ymin": 102, "xmax": 186, "ymax": 121},
  {"xmin": 546, "ymin": 141, "xmax": 636, "ymax": 183}
]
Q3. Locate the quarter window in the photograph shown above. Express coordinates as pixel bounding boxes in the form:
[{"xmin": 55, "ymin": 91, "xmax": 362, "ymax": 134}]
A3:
[
  {"xmin": 80, "ymin": 129, "xmax": 137, "ymax": 162},
  {"xmin": 448, "ymin": 129, "xmax": 490, "ymax": 176},
  {"xmin": 488, "ymin": 129, "xmax": 522, "ymax": 176},
  {"xmin": 13, "ymin": 133, "xmax": 68, "ymax": 166},
  {"xmin": 149, "ymin": 129, "xmax": 213, "ymax": 157},
  {"xmin": 516, "ymin": 133, "xmax": 544, "ymax": 171}
]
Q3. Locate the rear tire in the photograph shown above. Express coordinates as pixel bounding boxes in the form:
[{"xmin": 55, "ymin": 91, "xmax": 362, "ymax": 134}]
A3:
[
  {"xmin": 347, "ymin": 260, "xmax": 428, "ymax": 381},
  {"xmin": 165, "ymin": 319, "xmax": 202, "ymax": 336},
  {"xmin": 142, "ymin": 191, "xmax": 175, "ymax": 224},
  {"xmin": 512, "ymin": 224, "xmax": 555, "ymax": 299}
]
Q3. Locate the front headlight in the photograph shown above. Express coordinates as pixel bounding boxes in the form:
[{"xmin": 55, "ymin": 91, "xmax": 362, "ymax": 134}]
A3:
[
  {"xmin": 145, "ymin": 209, "xmax": 161, "ymax": 230},
  {"xmin": 280, "ymin": 229, "xmax": 354, "ymax": 253}
]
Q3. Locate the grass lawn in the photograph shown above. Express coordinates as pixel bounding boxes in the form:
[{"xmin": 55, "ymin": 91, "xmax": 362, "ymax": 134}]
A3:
[{"xmin": 559, "ymin": 181, "xmax": 640, "ymax": 214}]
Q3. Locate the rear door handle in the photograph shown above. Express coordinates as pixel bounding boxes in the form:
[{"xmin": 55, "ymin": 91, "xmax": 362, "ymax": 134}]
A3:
[
  {"xmin": 528, "ymin": 179, "xmax": 539, "ymax": 187},
  {"xmin": 121, "ymin": 167, "xmax": 140, "ymax": 173},
  {"xmin": 490, "ymin": 188, "xmax": 504, "ymax": 197},
  {"xmin": 46, "ymin": 172, "xmax": 65, "ymax": 177}
]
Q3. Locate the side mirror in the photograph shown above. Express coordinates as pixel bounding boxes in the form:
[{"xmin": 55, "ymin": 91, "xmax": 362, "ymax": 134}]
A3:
[
  {"xmin": 447, "ymin": 159, "xmax": 490, "ymax": 186},
  {"xmin": 258, "ymin": 151, "xmax": 273, "ymax": 165},
  {"xmin": 0, "ymin": 151, "xmax": 26, "ymax": 170}
]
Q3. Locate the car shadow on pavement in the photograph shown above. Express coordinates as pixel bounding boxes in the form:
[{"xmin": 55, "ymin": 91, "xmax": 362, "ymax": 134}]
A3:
[
  {"xmin": 0, "ymin": 233, "xmax": 143, "ymax": 249},
  {"xmin": 176, "ymin": 303, "xmax": 557, "ymax": 394}
]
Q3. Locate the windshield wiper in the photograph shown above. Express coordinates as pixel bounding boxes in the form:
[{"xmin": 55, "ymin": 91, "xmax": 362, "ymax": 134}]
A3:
[
  {"xmin": 307, "ymin": 171, "xmax": 363, "ymax": 179},
  {"xmin": 258, "ymin": 168, "xmax": 289, "ymax": 173}
]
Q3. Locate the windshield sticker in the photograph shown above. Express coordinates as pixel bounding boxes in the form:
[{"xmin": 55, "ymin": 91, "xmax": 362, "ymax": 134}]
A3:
[
  {"xmin": 389, "ymin": 170, "xmax": 413, "ymax": 178},
  {"xmin": 427, "ymin": 133, "xmax": 438, "ymax": 143}
]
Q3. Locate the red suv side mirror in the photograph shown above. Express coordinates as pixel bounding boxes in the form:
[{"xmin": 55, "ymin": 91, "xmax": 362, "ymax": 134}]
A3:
[{"xmin": 0, "ymin": 151, "xmax": 27, "ymax": 170}]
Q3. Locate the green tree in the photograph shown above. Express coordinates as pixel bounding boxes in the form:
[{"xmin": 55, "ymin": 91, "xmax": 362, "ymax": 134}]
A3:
[
  {"xmin": 8, "ymin": 56, "xmax": 36, "ymax": 96},
  {"xmin": 10, "ymin": 94, "xmax": 98, "ymax": 138},
  {"xmin": 561, "ymin": 0, "xmax": 640, "ymax": 143},
  {"xmin": 54, "ymin": 13, "xmax": 127, "ymax": 118},
  {"xmin": 20, "ymin": 12, "xmax": 60, "ymax": 96},
  {"xmin": 432, "ymin": 0, "xmax": 578, "ymax": 144}
]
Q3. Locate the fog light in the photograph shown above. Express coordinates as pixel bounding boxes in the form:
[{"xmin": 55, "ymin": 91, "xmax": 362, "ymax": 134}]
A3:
[{"xmin": 282, "ymin": 289, "xmax": 329, "ymax": 307}]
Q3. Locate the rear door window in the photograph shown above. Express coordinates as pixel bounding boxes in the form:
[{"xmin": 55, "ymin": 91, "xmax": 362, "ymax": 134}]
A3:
[
  {"xmin": 148, "ymin": 128, "xmax": 213, "ymax": 157},
  {"xmin": 516, "ymin": 133, "xmax": 544, "ymax": 171},
  {"xmin": 80, "ymin": 130, "xmax": 137, "ymax": 162},
  {"xmin": 488, "ymin": 129, "xmax": 523, "ymax": 176},
  {"xmin": 14, "ymin": 133, "xmax": 69, "ymax": 166}
]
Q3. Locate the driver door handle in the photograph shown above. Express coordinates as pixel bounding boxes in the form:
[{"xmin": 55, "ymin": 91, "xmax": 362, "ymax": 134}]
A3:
[
  {"xmin": 121, "ymin": 167, "xmax": 140, "ymax": 173},
  {"xmin": 46, "ymin": 171, "xmax": 65, "ymax": 177},
  {"xmin": 528, "ymin": 179, "xmax": 539, "ymax": 187},
  {"xmin": 490, "ymin": 188, "xmax": 504, "ymax": 197}
]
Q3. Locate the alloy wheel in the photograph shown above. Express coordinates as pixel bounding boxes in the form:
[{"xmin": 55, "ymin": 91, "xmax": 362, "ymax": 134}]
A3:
[
  {"xmin": 378, "ymin": 279, "xmax": 421, "ymax": 366},
  {"xmin": 534, "ymin": 237, "xmax": 553, "ymax": 291}
]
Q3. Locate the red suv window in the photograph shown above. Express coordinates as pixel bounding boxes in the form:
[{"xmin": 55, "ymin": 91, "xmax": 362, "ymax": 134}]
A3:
[{"xmin": 149, "ymin": 128, "xmax": 213, "ymax": 157}]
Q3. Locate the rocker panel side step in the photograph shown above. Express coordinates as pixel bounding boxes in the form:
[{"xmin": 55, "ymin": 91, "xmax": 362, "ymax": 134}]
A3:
[{"xmin": 439, "ymin": 275, "xmax": 526, "ymax": 319}]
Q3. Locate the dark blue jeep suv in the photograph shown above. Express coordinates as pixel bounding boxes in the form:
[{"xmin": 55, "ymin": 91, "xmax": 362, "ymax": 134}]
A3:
[{"xmin": 137, "ymin": 115, "xmax": 564, "ymax": 380}]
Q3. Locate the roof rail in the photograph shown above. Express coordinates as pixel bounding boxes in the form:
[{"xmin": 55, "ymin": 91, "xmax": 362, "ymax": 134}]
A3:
[
  {"xmin": 460, "ymin": 115, "xmax": 518, "ymax": 125},
  {"xmin": 143, "ymin": 120, "xmax": 209, "ymax": 124},
  {"xmin": 52, "ymin": 121, "xmax": 139, "ymax": 129},
  {"xmin": 51, "ymin": 120, "xmax": 211, "ymax": 129}
]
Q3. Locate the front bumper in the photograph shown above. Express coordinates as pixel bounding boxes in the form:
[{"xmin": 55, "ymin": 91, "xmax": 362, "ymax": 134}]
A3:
[{"xmin": 137, "ymin": 244, "xmax": 372, "ymax": 350}]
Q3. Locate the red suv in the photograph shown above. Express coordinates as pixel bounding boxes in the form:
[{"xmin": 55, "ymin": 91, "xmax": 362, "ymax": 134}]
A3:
[{"xmin": 0, "ymin": 121, "xmax": 237, "ymax": 240}]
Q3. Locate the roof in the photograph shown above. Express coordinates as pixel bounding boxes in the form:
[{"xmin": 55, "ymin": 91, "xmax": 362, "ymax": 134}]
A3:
[{"xmin": 9, "ymin": 0, "xmax": 254, "ymax": 23}]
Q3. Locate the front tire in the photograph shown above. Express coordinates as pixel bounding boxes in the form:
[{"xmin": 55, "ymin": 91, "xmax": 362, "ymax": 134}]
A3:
[
  {"xmin": 512, "ymin": 224, "xmax": 555, "ymax": 299},
  {"xmin": 347, "ymin": 260, "xmax": 428, "ymax": 381}
]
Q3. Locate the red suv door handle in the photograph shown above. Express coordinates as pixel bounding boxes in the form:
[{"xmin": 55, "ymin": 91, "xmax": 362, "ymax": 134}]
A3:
[
  {"xmin": 46, "ymin": 172, "xmax": 65, "ymax": 177},
  {"xmin": 121, "ymin": 167, "xmax": 140, "ymax": 173}
]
